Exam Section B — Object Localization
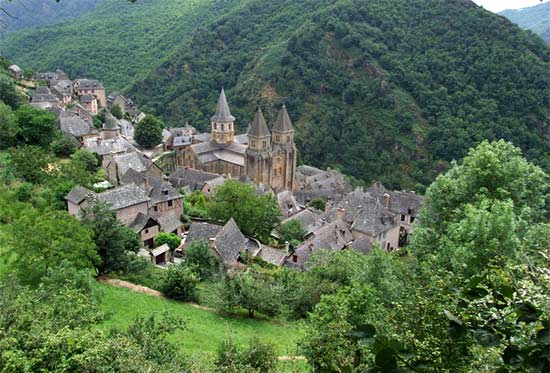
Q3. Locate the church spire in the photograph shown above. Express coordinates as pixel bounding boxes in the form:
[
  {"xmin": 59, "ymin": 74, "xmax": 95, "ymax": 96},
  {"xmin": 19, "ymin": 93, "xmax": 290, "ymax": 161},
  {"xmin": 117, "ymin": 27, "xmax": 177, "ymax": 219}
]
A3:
[
  {"xmin": 211, "ymin": 87, "xmax": 235, "ymax": 122},
  {"xmin": 248, "ymin": 107, "xmax": 270, "ymax": 138},
  {"xmin": 273, "ymin": 104, "xmax": 294, "ymax": 133}
]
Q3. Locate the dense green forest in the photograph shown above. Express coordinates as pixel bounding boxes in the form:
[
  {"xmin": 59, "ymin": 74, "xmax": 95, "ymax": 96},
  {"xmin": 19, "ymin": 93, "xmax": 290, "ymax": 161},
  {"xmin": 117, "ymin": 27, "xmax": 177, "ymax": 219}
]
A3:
[
  {"xmin": 1, "ymin": 0, "xmax": 549, "ymax": 190},
  {"xmin": 500, "ymin": 2, "xmax": 550, "ymax": 43},
  {"xmin": 0, "ymin": 0, "xmax": 102, "ymax": 34}
]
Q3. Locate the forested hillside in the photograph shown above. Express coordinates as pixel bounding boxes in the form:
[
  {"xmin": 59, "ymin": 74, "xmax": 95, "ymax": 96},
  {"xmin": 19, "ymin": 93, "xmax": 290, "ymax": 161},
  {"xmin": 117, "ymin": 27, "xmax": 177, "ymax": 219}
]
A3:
[
  {"xmin": 1, "ymin": 0, "xmax": 549, "ymax": 189},
  {"xmin": 130, "ymin": 0, "xmax": 550, "ymax": 189},
  {"xmin": 500, "ymin": 2, "xmax": 550, "ymax": 43},
  {"xmin": 0, "ymin": 0, "xmax": 102, "ymax": 34},
  {"xmin": 0, "ymin": 0, "xmax": 241, "ymax": 91}
]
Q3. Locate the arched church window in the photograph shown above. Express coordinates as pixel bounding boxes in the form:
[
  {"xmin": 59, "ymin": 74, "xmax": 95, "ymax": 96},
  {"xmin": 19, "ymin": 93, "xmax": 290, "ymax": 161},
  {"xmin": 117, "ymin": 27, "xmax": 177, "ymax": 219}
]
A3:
[
  {"xmin": 221, "ymin": 123, "xmax": 224, "ymax": 131},
  {"xmin": 214, "ymin": 123, "xmax": 218, "ymax": 130},
  {"xmin": 286, "ymin": 135, "xmax": 291, "ymax": 142}
]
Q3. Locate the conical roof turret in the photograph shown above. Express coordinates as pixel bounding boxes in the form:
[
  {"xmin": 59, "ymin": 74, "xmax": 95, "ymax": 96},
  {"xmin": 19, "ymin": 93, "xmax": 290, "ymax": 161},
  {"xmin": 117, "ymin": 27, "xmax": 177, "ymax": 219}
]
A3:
[
  {"xmin": 273, "ymin": 104, "xmax": 294, "ymax": 132},
  {"xmin": 211, "ymin": 88, "xmax": 235, "ymax": 122},
  {"xmin": 248, "ymin": 108, "xmax": 270, "ymax": 137}
]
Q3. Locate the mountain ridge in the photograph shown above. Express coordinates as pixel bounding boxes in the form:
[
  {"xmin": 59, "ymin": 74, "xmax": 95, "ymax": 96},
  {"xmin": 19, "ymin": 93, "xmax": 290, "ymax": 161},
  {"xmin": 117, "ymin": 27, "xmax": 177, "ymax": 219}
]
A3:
[{"xmin": 499, "ymin": 2, "xmax": 550, "ymax": 43}]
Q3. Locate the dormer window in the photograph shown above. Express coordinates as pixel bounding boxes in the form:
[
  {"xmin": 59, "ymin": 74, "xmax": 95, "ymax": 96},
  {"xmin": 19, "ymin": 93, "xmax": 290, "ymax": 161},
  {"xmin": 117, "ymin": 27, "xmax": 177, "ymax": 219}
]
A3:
[{"xmin": 162, "ymin": 190, "xmax": 169, "ymax": 196}]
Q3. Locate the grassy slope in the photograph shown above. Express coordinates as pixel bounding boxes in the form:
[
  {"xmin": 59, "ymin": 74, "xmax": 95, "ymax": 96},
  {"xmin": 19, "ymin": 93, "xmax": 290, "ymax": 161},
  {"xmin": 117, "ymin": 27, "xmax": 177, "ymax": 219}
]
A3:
[
  {"xmin": 99, "ymin": 284, "xmax": 305, "ymax": 362},
  {"xmin": 0, "ymin": 0, "xmax": 242, "ymax": 91}
]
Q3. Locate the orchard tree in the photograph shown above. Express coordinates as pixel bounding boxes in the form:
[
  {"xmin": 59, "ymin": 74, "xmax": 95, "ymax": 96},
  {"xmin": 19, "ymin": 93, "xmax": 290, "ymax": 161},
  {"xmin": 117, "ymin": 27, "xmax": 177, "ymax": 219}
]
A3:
[
  {"xmin": 160, "ymin": 263, "xmax": 198, "ymax": 301},
  {"xmin": 134, "ymin": 114, "xmax": 163, "ymax": 148}
]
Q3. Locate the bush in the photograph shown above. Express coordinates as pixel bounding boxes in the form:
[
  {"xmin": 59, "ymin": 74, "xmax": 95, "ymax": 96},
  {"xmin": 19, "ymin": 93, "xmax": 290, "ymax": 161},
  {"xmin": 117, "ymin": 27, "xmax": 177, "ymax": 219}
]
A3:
[
  {"xmin": 51, "ymin": 136, "xmax": 77, "ymax": 157},
  {"xmin": 155, "ymin": 232, "xmax": 181, "ymax": 251},
  {"xmin": 160, "ymin": 264, "xmax": 198, "ymax": 301},
  {"xmin": 15, "ymin": 182, "xmax": 33, "ymax": 202},
  {"xmin": 215, "ymin": 335, "xmax": 277, "ymax": 373},
  {"xmin": 184, "ymin": 240, "xmax": 220, "ymax": 280},
  {"xmin": 308, "ymin": 198, "xmax": 326, "ymax": 211},
  {"xmin": 71, "ymin": 149, "xmax": 99, "ymax": 172},
  {"xmin": 111, "ymin": 104, "xmax": 123, "ymax": 119}
]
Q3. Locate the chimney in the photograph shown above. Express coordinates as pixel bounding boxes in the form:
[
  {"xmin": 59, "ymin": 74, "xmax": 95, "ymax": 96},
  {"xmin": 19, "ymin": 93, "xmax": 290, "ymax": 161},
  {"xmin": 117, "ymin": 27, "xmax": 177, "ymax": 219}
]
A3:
[
  {"xmin": 209, "ymin": 237, "xmax": 216, "ymax": 249},
  {"xmin": 325, "ymin": 200, "xmax": 333, "ymax": 213},
  {"xmin": 336, "ymin": 207, "xmax": 346, "ymax": 221},
  {"xmin": 383, "ymin": 193, "xmax": 390, "ymax": 209},
  {"xmin": 284, "ymin": 241, "xmax": 290, "ymax": 253}
]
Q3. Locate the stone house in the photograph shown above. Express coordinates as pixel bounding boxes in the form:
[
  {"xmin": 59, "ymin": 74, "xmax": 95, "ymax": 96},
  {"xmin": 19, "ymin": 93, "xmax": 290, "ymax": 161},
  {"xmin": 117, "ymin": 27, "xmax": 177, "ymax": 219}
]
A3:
[
  {"xmin": 80, "ymin": 94, "xmax": 98, "ymax": 115},
  {"xmin": 51, "ymin": 80, "xmax": 73, "ymax": 105},
  {"xmin": 107, "ymin": 93, "xmax": 137, "ymax": 117},
  {"xmin": 102, "ymin": 151, "xmax": 162, "ymax": 186},
  {"xmin": 59, "ymin": 115, "xmax": 98, "ymax": 143},
  {"xmin": 83, "ymin": 137, "xmax": 136, "ymax": 158},
  {"xmin": 74, "ymin": 79, "xmax": 106, "ymax": 107},
  {"xmin": 143, "ymin": 176, "xmax": 184, "ymax": 219},
  {"xmin": 30, "ymin": 87, "xmax": 59, "ymax": 109},
  {"xmin": 130, "ymin": 213, "xmax": 160, "ymax": 248},
  {"xmin": 66, "ymin": 103, "xmax": 94, "ymax": 125},
  {"xmin": 35, "ymin": 69, "xmax": 69, "ymax": 86},
  {"xmin": 8, "ymin": 65, "xmax": 22, "ymax": 80},
  {"xmin": 168, "ymin": 167, "xmax": 219, "ymax": 193}
]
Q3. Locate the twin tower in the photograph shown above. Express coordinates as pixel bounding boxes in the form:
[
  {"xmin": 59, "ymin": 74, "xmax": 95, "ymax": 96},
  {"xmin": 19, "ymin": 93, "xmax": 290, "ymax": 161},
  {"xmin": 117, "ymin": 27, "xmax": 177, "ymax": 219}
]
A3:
[{"xmin": 210, "ymin": 88, "xmax": 298, "ymax": 191}]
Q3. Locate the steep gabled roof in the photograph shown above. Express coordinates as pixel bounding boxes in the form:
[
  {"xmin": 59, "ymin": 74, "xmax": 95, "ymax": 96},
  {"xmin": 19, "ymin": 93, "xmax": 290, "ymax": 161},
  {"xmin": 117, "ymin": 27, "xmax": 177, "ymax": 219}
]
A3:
[
  {"xmin": 214, "ymin": 218, "xmax": 248, "ymax": 263},
  {"xmin": 273, "ymin": 105, "xmax": 294, "ymax": 132},
  {"xmin": 66, "ymin": 186, "xmax": 95, "ymax": 205},
  {"xmin": 210, "ymin": 88, "xmax": 235, "ymax": 122},
  {"xmin": 96, "ymin": 183, "xmax": 150, "ymax": 210},
  {"xmin": 248, "ymin": 108, "xmax": 270, "ymax": 138}
]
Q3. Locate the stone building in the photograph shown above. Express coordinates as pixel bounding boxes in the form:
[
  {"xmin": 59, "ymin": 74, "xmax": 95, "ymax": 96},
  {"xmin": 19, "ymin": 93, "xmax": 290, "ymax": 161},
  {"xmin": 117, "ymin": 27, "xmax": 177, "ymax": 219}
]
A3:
[{"xmin": 183, "ymin": 88, "xmax": 298, "ymax": 191}]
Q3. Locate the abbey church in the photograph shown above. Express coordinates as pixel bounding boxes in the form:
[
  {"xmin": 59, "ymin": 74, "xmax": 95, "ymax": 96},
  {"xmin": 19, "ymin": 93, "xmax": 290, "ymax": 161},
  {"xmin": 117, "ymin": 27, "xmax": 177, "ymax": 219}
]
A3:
[{"xmin": 181, "ymin": 89, "xmax": 298, "ymax": 191}]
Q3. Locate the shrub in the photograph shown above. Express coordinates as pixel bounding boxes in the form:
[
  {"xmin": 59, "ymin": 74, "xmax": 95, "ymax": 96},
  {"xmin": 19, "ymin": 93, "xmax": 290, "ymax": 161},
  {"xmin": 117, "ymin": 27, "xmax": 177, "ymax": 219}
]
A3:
[
  {"xmin": 51, "ymin": 136, "xmax": 77, "ymax": 157},
  {"xmin": 184, "ymin": 239, "xmax": 220, "ymax": 280},
  {"xmin": 160, "ymin": 264, "xmax": 198, "ymax": 301},
  {"xmin": 155, "ymin": 232, "xmax": 181, "ymax": 251}
]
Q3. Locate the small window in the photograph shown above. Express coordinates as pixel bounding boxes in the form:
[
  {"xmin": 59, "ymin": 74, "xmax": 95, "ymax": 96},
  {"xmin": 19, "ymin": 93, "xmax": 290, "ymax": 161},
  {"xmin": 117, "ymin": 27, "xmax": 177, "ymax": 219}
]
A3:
[
  {"xmin": 154, "ymin": 206, "xmax": 158, "ymax": 212},
  {"xmin": 292, "ymin": 255, "xmax": 298, "ymax": 263},
  {"xmin": 401, "ymin": 214, "xmax": 405, "ymax": 222},
  {"xmin": 214, "ymin": 123, "xmax": 218, "ymax": 130},
  {"xmin": 286, "ymin": 135, "xmax": 291, "ymax": 142},
  {"xmin": 168, "ymin": 200, "xmax": 173, "ymax": 207},
  {"xmin": 144, "ymin": 229, "xmax": 149, "ymax": 234},
  {"xmin": 410, "ymin": 216, "xmax": 415, "ymax": 223}
]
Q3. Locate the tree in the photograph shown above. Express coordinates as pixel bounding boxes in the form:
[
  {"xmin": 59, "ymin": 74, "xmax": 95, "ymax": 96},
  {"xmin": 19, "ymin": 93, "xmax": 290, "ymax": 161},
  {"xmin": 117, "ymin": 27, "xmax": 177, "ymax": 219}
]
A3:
[
  {"xmin": 155, "ymin": 232, "xmax": 180, "ymax": 251},
  {"xmin": 308, "ymin": 197, "xmax": 326, "ymax": 211},
  {"xmin": 207, "ymin": 180, "xmax": 280, "ymax": 242},
  {"xmin": 71, "ymin": 148, "xmax": 99, "ymax": 172},
  {"xmin": 134, "ymin": 114, "xmax": 163, "ymax": 148},
  {"xmin": 278, "ymin": 219, "xmax": 306, "ymax": 247},
  {"xmin": 160, "ymin": 263, "xmax": 198, "ymax": 301},
  {"xmin": 0, "ymin": 76, "xmax": 21, "ymax": 109},
  {"xmin": 111, "ymin": 103, "xmax": 123, "ymax": 119},
  {"xmin": 81, "ymin": 202, "xmax": 140, "ymax": 274},
  {"xmin": 15, "ymin": 105, "xmax": 58, "ymax": 147},
  {"xmin": 0, "ymin": 101, "xmax": 19, "ymax": 148},
  {"xmin": 51, "ymin": 135, "xmax": 77, "ymax": 156},
  {"xmin": 8, "ymin": 208, "xmax": 100, "ymax": 285},
  {"xmin": 9, "ymin": 145, "xmax": 51, "ymax": 183},
  {"xmin": 215, "ymin": 335, "xmax": 278, "ymax": 373},
  {"xmin": 218, "ymin": 270, "xmax": 279, "ymax": 318},
  {"xmin": 184, "ymin": 239, "xmax": 220, "ymax": 280}
]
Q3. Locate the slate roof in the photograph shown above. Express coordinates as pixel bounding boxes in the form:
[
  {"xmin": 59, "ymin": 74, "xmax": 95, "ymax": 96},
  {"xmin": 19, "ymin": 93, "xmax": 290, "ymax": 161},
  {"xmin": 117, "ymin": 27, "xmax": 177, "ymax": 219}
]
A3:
[
  {"xmin": 291, "ymin": 219, "xmax": 353, "ymax": 267},
  {"xmin": 84, "ymin": 137, "xmax": 135, "ymax": 156},
  {"xmin": 366, "ymin": 182, "xmax": 423, "ymax": 217},
  {"xmin": 120, "ymin": 168, "xmax": 146, "ymax": 187},
  {"xmin": 59, "ymin": 116, "xmax": 96, "ymax": 138},
  {"xmin": 273, "ymin": 105, "xmax": 294, "ymax": 133},
  {"xmin": 280, "ymin": 208, "xmax": 323, "ymax": 236},
  {"xmin": 186, "ymin": 222, "xmax": 223, "ymax": 245},
  {"xmin": 156, "ymin": 213, "xmax": 182, "ymax": 233},
  {"xmin": 76, "ymin": 79, "xmax": 104, "ymax": 90},
  {"xmin": 66, "ymin": 186, "xmax": 95, "ymax": 204},
  {"xmin": 168, "ymin": 168, "xmax": 219, "ymax": 190},
  {"xmin": 113, "ymin": 152, "xmax": 147, "ymax": 176},
  {"xmin": 211, "ymin": 88, "xmax": 235, "ymax": 122},
  {"xmin": 35, "ymin": 86, "xmax": 51, "ymax": 94},
  {"xmin": 103, "ymin": 114, "xmax": 120, "ymax": 130},
  {"xmin": 193, "ymin": 132, "xmax": 211, "ymax": 143},
  {"xmin": 248, "ymin": 108, "xmax": 270, "ymax": 138},
  {"xmin": 234, "ymin": 133, "xmax": 249, "ymax": 145},
  {"xmin": 173, "ymin": 135, "xmax": 193, "ymax": 147},
  {"xmin": 96, "ymin": 183, "xmax": 150, "ymax": 210},
  {"xmin": 31, "ymin": 92, "xmax": 58, "ymax": 103},
  {"xmin": 129, "ymin": 212, "xmax": 157, "ymax": 233},
  {"xmin": 80, "ymin": 94, "xmax": 96, "ymax": 103},
  {"xmin": 190, "ymin": 141, "xmax": 247, "ymax": 167},
  {"xmin": 8, "ymin": 64, "xmax": 21, "ymax": 73},
  {"xmin": 145, "ymin": 176, "xmax": 182, "ymax": 205},
  {"xmin": 151, "ymin": 243, "xmax": 170, "ymax": 257},
  {"xmin": 214, "ymin": 218, "xmax": 247, "ymax": 263},
  {"xmin": 347, "ymin": 237, "xmax": 373, "ymax": 255},
  {"xmin": 277, "ymin": 190, "xmax": 301, "ymax": 218},
  {"xmin": 256, "ymin": 245, "xmax": 288, "ymax": 266}
]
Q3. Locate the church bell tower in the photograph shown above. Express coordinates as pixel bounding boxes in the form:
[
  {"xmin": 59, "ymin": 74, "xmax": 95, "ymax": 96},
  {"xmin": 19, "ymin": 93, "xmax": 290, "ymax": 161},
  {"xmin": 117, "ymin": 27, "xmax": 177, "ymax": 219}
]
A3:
[{"xmin": 211, "ymin": 88, "xmax": 235, "ymax": 144}]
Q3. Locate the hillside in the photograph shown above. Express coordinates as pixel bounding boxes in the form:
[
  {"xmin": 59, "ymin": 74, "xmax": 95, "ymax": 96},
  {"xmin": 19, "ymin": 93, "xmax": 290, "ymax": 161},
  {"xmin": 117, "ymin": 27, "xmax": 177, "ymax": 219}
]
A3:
[
  {"xmin": 130, "ymin": 0, "xmax": 550, "ymax": 189},
  {"xmin": 500, "ymin": 2, "xmax": 550, "ymax": 43},
  {"xmin": 1, "ymin": 0, "xmax": 549, "ymax": 189},
  {"xmin": 0, "ymin": 0, "xmax": 102, "ymax": 34},
  {"xmin": 0, "ymin": 0, "xmax": 241, "ymax": 91}
]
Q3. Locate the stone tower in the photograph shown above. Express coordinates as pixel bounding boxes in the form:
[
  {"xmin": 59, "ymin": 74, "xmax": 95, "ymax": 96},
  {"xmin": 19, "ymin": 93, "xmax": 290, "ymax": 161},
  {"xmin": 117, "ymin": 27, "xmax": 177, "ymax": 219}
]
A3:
[
  {"xmin": 245, "ymin": 108, "xmax": 272, "ymax": 185},
  {"xmin": 270, "ymin": 105, "xmax": 297, "ymax": 190},
  {"xmin": 211, "ymin": 88, "xmax": 235, "ymax": 144}
]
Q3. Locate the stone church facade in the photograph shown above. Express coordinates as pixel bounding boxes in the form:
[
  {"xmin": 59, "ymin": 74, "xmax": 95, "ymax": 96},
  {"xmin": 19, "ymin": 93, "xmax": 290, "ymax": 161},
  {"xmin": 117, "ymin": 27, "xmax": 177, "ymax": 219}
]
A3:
[{"xmin": 183, "ymin": 89, "xmax": 298, "ymax": 191}]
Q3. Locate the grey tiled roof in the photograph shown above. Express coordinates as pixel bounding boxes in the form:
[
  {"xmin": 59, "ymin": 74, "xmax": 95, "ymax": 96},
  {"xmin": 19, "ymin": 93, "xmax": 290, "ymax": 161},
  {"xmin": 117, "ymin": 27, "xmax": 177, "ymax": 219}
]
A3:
[
  {"xmin": 281, "ymin": 208, "xmax": 323, "ymax": 235},
  {"xmin": 256, "ymin": 245, "xmax": 287, "ymax": 266},
  {"xmin": 66, "ymin": 186, "xmax": 95, "ymax": 204},
  {"xmin": 84, "ymin": 137, "xmax": 136, "ymax": 156},
  {"xmin": 145, "ymin": 176, "xmax": 182, "ymax": 205},
  {"xmin": 186, "ymin": 222, "xmax": 223, "ymax": 245},
  {"xmin": 191, "ymin": 141, "xmax": 246, "ymax": 166},
  {"xmin": 347, "ymin": 237, "xmax": 373, "ymax": 255},
  {"xmin": 277, "ymin": 190, "xmax": 300, "ymax": 218},
  {"xmin": 59, "ymin": 116, "xmax": 97, "ymax": 138},
  {"xmin": 214, "ymin": 218, "xmax": 247, "ymax": 263},
  {"xmin": 248, "ymin": 108, "xmax": 270, "ymax": 138},
  {"xmin": 35, "ymin": 86, "xmax": 51, "ymax": 94},
  {"xmin": 193, "ymin": 132, "xmax": 211, "ymax": 143},
  {"xmin": 120, "ymin": 168, "xmax": 146, "ymax": 187},
  {"xmin": 129, "ymin": 212, "xmax": 157, "ymax": 232},
  {"xmin": 96, "ymin": 183, "xmax": 150, "ymax": 210},
  {"xmin": 76, "ymin": 79, "xmax": 104, "ymax": 90},
  {"xmin": 366, "ymin": 182, "xmax": 424, "ymax": 217},
  {"xmin": 114, "ymin": 152, "xmax": 147, "ymax": 177},
  {"xmin": 31, "ymin": 93, "xmax": 59, "ymax": 103},
  {"xmin": 156, "ymin": 213, "xmax": 182, "ymax": 233},
  {"xmin": 272, "ymin": 105, "xmax": 294, "ymax": 133},
  {"xmin": 211, "ymin": 88, "xmax": 235, "ymax": 122},
  {"xmin": 169, "ymin": 168, "xmax": 219, "ymax": 190}
]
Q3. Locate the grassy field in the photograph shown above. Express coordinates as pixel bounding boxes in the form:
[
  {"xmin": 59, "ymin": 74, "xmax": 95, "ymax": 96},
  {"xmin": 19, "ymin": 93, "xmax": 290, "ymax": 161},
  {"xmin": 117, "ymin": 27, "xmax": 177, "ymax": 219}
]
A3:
[{"xmin": 99, "ymin": 284, "xmax": 307, "ymax": 370}]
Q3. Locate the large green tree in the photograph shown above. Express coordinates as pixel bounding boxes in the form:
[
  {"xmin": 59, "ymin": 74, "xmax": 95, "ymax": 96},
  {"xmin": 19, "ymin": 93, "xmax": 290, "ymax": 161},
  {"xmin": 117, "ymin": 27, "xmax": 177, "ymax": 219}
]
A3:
[
  {"xmin": 15, "ymin": 105, "xmax": 58, "ymax": 147},
  {"xmin": 81, "ymin": 202, "xmax": 140, "ymax": 274},
  {"xmin": 0, "ymin": 101, "xmax": 19, "ymax": 148},
  {"xmin": 0, "ymin": 76, "xmax": 21, "ymax": 109},
  {"xmin": 134, "ymin": 114, "xmax": 163, "ymax": 148},
  {"xmin": 207, "ymin": 180, "xmax": 280, "ymax": 242}
]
